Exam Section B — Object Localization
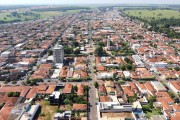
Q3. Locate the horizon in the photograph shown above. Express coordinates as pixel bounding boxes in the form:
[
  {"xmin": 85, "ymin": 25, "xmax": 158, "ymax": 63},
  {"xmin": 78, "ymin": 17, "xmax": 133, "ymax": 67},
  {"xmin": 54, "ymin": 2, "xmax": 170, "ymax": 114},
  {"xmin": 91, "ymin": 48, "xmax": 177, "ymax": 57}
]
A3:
[{"xmin": 0, "ymin": 0, "xmax": 180, "ymax": 5}]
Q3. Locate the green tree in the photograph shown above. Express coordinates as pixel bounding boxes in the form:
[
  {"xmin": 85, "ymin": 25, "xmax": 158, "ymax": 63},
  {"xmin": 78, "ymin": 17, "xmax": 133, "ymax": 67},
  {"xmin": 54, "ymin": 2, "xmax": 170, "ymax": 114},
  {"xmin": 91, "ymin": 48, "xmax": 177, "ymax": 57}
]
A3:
[
  {"xmin": 48, "ymin": 50, "xmax": 53, "ymax": 56},
  {"xmin": 73, "ymin": 85, "xmax": 78, "ymax": 92},
  {"xmin": 26, "ymin": 80, "xmax": 31, "ymax": 84},
  {"xmin": 84, "ymin": 85, "xmax": 89, "ymax": 93},
  {"xmin": 174, "ymin": 67, "xmax": 180, "ymax": 71},
  {"xmin": 126, "ymin": 64, "xmax": 133, "ymax": 70},
  {"xmin": 95, "ymin": 46, "xmax": 104, "ymax": 56},
  {"xmin": 168, "ymin": 91, "xmax": 175, "ymax": 98},
  {"xmin": 74, "ymin": 48, "xmax": 80, "ymax": 54},
  {"xmin": 94, "ymin": 82, "xmax": 99, "ymax": 88},
  {"xmin": 142, "ymin": 105, "xmax": 152, "ymax": 113},
  {"xmin": 7, "ymin": 92, "xmax": 13, "ymax": 97},
  {"xmin": 73, "ymin": 41, "xmax": 79, "ymax": 47},
  {"xmin": 64, "ymin": 47, "xmax": 73, "ymax": 54},
  {"xmin": 120, "ymin": 65, "xmax": 125, "ymax": 71}
]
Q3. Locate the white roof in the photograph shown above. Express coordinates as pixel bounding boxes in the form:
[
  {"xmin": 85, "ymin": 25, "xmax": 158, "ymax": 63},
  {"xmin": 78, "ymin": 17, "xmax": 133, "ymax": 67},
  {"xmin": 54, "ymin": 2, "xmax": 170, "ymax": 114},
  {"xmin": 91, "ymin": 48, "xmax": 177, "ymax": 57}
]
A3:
[
  {"xmin": 51, "ymin": 91, "xmax": 61, "ymax": 99},
  {"xmin": 51, "ymin": 69, "xmax": 60, "ymax": 79},
  {"xmin": 151, "ymin": 81, "xmax": 167, "ymax": 91}
]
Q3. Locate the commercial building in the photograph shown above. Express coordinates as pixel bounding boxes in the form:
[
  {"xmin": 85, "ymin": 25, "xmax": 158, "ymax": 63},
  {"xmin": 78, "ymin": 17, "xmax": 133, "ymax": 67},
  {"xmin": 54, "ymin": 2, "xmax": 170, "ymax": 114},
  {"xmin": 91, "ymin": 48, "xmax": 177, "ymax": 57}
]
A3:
[{"xmin": 53, "ymin": 45, "xmax": 64, "ymax": 63}]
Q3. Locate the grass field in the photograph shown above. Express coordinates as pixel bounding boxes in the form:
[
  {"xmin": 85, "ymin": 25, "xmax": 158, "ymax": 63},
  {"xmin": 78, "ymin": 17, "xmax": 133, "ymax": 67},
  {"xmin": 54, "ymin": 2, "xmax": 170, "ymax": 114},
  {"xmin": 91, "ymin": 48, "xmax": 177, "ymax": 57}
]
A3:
[
  {"xmin": 124, "ymin": 9, "xmax": 180, "ymax": 20},
  {"xmin": 0, "ymin": 9, "xmax": 81, "ymax": 22}
]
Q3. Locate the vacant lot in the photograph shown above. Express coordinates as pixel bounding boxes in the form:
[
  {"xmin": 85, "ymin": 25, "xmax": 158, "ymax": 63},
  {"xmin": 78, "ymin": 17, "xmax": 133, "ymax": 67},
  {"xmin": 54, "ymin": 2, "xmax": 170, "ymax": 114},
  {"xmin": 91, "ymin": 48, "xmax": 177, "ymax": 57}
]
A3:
[
  {"xmin": 36, "ymin": 100, "xmax": 58, "ymax": 120},
  {"xmin": 124, "ymin": 9, "xmax": 180, "ymax": 20}
]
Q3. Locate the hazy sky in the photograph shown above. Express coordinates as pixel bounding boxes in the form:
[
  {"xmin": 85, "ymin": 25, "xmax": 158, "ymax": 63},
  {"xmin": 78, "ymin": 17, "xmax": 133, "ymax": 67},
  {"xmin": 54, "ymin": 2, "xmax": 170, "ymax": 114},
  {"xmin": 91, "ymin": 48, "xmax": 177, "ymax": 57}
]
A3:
[{"xmin": 0, "ymin": 0, "xmax": 180, "ymax": 5}]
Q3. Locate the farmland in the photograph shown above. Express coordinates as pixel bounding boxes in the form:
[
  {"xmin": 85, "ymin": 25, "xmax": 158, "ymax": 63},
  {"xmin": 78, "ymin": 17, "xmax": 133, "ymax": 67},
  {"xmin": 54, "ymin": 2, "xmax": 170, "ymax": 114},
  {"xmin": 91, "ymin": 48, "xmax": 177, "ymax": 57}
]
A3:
[{"xmin": 124, "ymin": 9, "xmax": 180, "ymax": 20}]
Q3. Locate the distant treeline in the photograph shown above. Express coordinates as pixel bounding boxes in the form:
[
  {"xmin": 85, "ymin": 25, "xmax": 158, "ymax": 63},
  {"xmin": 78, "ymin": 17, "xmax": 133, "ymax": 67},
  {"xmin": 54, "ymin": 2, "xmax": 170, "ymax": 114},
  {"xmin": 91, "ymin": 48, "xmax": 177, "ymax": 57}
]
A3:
[
  {"xmin": 0, "ymin": 5, "xmax": 32, "ymax": 10},
  {"xmin": 122, "ymin": 8, "xmax": 179, "ymax": 11},
  {"xmin": 129, "ymin": 15, "xmax": 180, "ymax": 38},
  {"xmin": 32, "ymin": 7, "xmax": 90, "ymax": 12},
  {"xmin": 0, "ymin": 19, "xmax": 21, "ymax": 24}
]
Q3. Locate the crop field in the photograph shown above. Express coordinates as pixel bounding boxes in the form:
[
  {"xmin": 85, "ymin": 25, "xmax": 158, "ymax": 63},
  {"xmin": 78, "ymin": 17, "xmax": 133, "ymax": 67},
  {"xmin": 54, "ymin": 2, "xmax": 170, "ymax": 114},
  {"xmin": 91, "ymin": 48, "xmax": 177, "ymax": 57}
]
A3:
[{"xmin": 124, "ymin": 9, "xmax": 180, "ymax": 20}]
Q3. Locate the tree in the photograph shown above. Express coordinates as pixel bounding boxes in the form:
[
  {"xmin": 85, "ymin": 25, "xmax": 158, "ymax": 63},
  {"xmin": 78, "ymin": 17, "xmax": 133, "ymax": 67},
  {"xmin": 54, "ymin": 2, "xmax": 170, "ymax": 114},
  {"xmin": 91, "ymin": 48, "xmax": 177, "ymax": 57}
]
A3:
[
  {"xmin": 73, "ymin": 85, "xmax": 78, "ymax": 92},
  {"xmin": 64, "ymin": 99, "xmax": 70, "ymax": 105},
  {"xmin": 126, "ymin": 64, "xmax": 133, "ymax": 70},
  {"xmin": 13, "ymin": 92, "xmax": 20, "ymax": 97},
  {"xmin": 124, "ymin": 57, "xmax": 132, "ymax": 64},
  {"xmin": 74, "ymin": 48, "xmax": 80, "ymax": 54},
  {"xmin": 7, "ymin": 92, "xmax": 13, "ymax": 97},
  {"xmin": 84, "ymin": 85, "xmax": 89, "ymax": 93},
  {"xmin": 94, "ymin": 46, "xmax": 104, "ymax": 56},
  {"xmin": 64, "ymin": 47, "xmax": 73, "ymax": 54},
  {"xmin": 73, "ymin": 41, "xmax": 79, "ymax": 47},
  {"xmin": 48, "ymin": 50, "xmax": 53, "ymax": 56},
  {"xmin": 98, "ymin": 42, "xmax": 106, "ymax": 47},
  {"xmin": 168, "ymin": 91, "xmax": 175, "ymax": 98},
  {"xmin": 142, "ymin": 105, "xmax": 152, "ymax": 113},
  {"xmin": 26, "ymin": 80, "xmax": 31, "ymax": 84},
  {"xmin": 120, "ymin": 65, "xmax": 125, "ymax": 71},
  {"xmin": 174, "ymin": 67, "xmax": 180, "ymax": 71},
  {"xmin": 94, "ymin": 82, "xmax": 99, "ymax": 88}
]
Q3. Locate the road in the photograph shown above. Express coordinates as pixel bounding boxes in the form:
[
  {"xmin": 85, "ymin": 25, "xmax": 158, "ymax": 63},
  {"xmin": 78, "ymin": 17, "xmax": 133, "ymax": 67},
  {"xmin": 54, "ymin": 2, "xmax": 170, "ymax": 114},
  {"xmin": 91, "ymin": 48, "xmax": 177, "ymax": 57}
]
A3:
[{"xmin": 88, "ymin": 54, "xmax": 98, "ymax": 120}]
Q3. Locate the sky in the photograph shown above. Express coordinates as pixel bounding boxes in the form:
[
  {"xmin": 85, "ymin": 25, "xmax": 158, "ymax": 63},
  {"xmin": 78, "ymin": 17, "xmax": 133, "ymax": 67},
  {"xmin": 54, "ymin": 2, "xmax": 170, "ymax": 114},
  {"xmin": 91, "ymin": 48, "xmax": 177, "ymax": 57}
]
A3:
[{"xmin": 0, "ymin": 0, "xmax": 180, "ymax": 5}]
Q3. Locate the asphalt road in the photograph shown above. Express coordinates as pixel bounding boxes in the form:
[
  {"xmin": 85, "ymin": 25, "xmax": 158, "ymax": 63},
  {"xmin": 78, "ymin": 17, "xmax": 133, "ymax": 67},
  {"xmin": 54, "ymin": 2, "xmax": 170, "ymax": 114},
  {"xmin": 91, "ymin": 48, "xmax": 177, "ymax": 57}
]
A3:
[{"xmin": 88, "ymin": 54, "xmax": 98, "ymax": 120}]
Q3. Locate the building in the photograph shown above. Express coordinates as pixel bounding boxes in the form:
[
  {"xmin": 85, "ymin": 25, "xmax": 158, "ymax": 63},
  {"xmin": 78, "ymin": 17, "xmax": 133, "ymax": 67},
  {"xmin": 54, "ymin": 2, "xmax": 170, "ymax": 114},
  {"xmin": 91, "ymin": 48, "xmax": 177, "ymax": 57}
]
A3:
[
  {"xmin": 53, "ymin": 45, "xmax": 64, "ymax": 63},
  {"xmin": 168, "ymin": 81, "xmax": 180, "ymax": 94},
  {"xmin": 151, "ymin": 81, "xmax": 167, "ymax": 92},
  {"xmin": 98, "ymin": 102, "xmax": 133, "ymax": 112},
  {"xmin": 20, "ymin": 104, "xmax": 40, "ymax": 120},
  {"xmin": 54, "ymin": 111, "xmax": 71, "ymax": 120},
  {"xmin": 49, "ymin": 91, "xmax": 61, "ymax": 104}
]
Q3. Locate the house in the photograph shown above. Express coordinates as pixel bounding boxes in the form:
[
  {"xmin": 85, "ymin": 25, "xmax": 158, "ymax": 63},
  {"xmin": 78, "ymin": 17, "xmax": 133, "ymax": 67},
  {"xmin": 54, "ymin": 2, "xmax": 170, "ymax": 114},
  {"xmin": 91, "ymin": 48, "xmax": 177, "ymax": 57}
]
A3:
[
  {"xmin": 105, "ymin": 81, "xmax": 114, "ymax": 88},
  {"xmin": 96, "ymin": 65, "xmax": 106, "ymax": 71},
  {"xmin": 77, "ymin": 84, "xmax": 84, "ymax": 96},
  {"xmin": 46, "ymin": 85, "xmax": 56, "ymax": 94},
  {"xmin": 73, "ymin": 104, "xmax": 87, "ymax": 111},
  {"xmin": 98, "ymin": 84, "xmax": 107, "ymax": 96},
  {"xmin": 151, "ymin": 81, "xmax": 167, "ymax": 92},
  {"xmin": 156, "ymin": 92, "xmax": 174, "ymax": 104},
  {"xmin": 37, "ymin": 84, "xmax": 48, "ymax": 94},
  {"xmin": 144, "ymin": 82, "xmax": 156, "ymax": 96},
  {"xmin": 62, "ymin": 84, "xmax": 72, "ymax": 94},
  {"xmin": 100, "ymin": 96, "xmax": 111, "ymax": 102},
  {"xmin": 136, "ymin": 83, "xmax": 148, "ymax": 95},
  {"xmin": 26, "ymin": 87, "xmax": 38, "ymax": 100},
  {"xmin": 168, "ymin": 81, "xmax": 180, "ymax": 94},
  {"xmin": 106, "ymin": 87, "xmax": 115, "ymax": 95}
]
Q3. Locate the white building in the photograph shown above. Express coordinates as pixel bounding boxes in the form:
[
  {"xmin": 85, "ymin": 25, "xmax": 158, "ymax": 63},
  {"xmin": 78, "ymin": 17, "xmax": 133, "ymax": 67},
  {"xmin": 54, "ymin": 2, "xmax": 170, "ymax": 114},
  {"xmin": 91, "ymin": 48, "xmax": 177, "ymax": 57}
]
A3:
[
  {"xmin": 151, "ymin": 62, "xmax": 168, "ymax": 68},
  {"xmin": 54, "ymin": 111, "xmax": 71, "ymax": 120},
  {"xmin": 53, "ymin": 45, "xmax": 64, "ymax": 64},
  {"xmin": 20, "ymin": 104, "xmax": 40, "ymax": 120},
  {"xmin": 96, "ymin": 72, "xmax": 113, "ymax": 80},
  {"xmin": 123, "ymin": 71, "xmax": 131, "ymax": 78},
  {"xmin": 98, "ymin": 102, "xmax": 133, "ymax": 112},
  {"xmin": 1, "ymin": 51, "xmax": 11, "ymax": 57},
  {"xmin": 131, "ymin": 44, "xmax": 141, "ymax": 50}
]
